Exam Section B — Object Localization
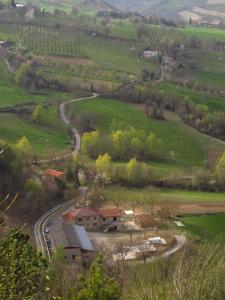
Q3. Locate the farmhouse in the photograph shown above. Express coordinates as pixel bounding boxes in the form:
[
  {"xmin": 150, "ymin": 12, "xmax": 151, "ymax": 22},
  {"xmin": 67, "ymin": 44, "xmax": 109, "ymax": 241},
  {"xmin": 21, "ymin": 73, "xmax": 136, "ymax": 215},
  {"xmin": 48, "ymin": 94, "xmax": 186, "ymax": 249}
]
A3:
[
  {"xmin": 45, "ymin": 169, "xmax": 65, "ymax": 179},
  {"xmin": 62, "ymin": 207, "xmax": 122, "ymax": 231},
  {"xmin": 51, "ymin": 219, "xmax": 94, "ymax": 263},
  {"xmin": 143, "ymin": 48, "xmax": 160, "ymax": 59}
]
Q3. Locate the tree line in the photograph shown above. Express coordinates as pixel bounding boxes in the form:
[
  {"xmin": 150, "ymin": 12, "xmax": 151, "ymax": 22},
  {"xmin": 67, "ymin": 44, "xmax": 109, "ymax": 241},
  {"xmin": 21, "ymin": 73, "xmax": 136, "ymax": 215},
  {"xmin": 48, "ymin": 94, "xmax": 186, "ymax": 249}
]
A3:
[
  {"xmin": 114, "ymin": 84, "xmax": 225, "ymax": 141},
  {"xmin": 81, "ymin": 128, "xmax": 167, "ymax": 163}
]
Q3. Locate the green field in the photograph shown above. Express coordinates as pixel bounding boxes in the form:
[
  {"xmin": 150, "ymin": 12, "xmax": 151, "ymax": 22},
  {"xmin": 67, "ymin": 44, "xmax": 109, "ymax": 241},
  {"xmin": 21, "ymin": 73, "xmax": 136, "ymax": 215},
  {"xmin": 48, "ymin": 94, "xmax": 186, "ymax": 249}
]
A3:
[
  {"xmin": 0, "ymin": 113, "xmax": 70, "ymax": 155},
  {"xmin": 180, "ymin": 26, "xmax": 225, "ymax": 42},
  {"xmin": 72, "ymin": 98, "xmax": 225, "ymax": 168},
  {"xmin": 104, "ymin": 186, "xmax": 225, "ymax": 204},
  {"xmin": 0, "ymin": 59, "xmax": 75, "ymax": 156},
  {"xmin": 182, "ymin": 213, "xmax": 225, "ymax": 244}
]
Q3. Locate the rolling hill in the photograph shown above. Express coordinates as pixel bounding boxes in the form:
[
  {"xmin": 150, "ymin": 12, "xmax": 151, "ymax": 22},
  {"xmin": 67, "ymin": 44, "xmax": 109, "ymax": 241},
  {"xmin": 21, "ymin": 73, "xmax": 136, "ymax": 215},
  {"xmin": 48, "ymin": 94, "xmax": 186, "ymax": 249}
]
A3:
[{"xmin": 106, "ymin": 0, "xmax": 225, "ymax": 20}]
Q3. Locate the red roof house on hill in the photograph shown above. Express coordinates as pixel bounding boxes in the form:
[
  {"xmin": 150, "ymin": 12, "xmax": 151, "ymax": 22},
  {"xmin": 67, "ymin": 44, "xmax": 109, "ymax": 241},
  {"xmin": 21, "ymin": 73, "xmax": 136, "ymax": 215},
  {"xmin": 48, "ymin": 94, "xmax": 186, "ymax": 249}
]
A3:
[{"xmin": 46, "ymin": 169, "xmax": 65, "ymax": 178}]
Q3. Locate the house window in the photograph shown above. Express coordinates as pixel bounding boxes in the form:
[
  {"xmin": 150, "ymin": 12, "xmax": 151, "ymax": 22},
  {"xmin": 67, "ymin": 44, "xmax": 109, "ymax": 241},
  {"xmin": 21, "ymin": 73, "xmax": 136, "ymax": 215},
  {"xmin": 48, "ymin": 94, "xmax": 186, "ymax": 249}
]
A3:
[
  {"xmin": 94, "ymin": 217, "xmax": 97, "ymax": 220},
  {"xmin": 113, "ymin": 217, "xmax": 117, "ymax": 221},
  {"xmin": 78, "ymin": 218, "xmax": 82, "ymax": 222},
  {"xmin": 103, "ymin": 218, "xmax": 106, "ymax": 222},
  {"xmin": 86, "ymin": 217, "xmax": 90, "ymax": 221},
  {"xmin": 72, "ymin": 255, "xmax": 76, "ymax": 260},
  {"xmin": 93, "ymin": 223, "xmax": 97, "ymax": 226}
]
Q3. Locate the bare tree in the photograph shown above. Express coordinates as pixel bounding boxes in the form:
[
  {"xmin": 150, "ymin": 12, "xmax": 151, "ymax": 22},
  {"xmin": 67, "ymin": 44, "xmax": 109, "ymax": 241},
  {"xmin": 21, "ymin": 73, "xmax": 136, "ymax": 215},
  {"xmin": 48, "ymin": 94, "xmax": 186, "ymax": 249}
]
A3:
[{"xmin": 137, "ymin": 242, "xmax": 155, "ymax": 264}]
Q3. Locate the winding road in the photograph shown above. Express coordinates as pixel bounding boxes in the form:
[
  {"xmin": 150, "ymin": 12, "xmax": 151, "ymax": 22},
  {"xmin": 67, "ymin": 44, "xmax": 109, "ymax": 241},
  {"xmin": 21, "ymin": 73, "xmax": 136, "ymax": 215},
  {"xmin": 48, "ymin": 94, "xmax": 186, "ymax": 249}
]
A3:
[
  {"xmin": 34, "ymin": 93, "xmax": 97, "ymax": 258},
  {"xmin": 36, "ymin": 92, "xmax": 98, "ymax": 164}
]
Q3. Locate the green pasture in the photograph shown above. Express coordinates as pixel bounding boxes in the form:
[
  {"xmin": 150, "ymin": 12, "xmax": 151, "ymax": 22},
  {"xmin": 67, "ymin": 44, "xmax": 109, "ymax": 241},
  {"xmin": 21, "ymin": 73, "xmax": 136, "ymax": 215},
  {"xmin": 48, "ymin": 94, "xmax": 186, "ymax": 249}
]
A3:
[
  {"xmin": 182, "ymin": 213, "xmax": 225, "ymax": 244},
  {"xmin": 72, "ymin": 98, "xmax": 225, "ymax": 168},
  {"xmin": 104, "ymin": 185, "xmax": 225, "ymax": 204},
  {"xmin": 180, "ymin": 26, "xmax": 225, "ymax": 42},
  {"xmin": 0, "ymin": 113, "xmax": 70, "ymax": 155}
]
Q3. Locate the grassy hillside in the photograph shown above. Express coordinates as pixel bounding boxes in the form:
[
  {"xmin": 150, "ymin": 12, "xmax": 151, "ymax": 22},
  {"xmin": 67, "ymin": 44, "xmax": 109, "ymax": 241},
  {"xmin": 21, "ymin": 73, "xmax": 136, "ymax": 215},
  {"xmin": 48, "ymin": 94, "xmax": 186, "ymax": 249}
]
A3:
[
  {"xmin": 0, "ymin": 59, "xmax": 75, "ymax": 156},
  {"xmin": 153, "ymin": 82, "xmax": 225, "ymax": 113},
  {"xmin": 0, "ymin": 60, "xmax": 71, "ymax": 107},
  {"xmin": 72, "ymin": 98, "xmax": 225, "ymax": 168},
  {"xmin": 0, "ymin": 112, "xmax": 70, "ymax": 155},
  {"xmin": 182, "ymin": 213, "xmax": 225, "ymax": 244}
]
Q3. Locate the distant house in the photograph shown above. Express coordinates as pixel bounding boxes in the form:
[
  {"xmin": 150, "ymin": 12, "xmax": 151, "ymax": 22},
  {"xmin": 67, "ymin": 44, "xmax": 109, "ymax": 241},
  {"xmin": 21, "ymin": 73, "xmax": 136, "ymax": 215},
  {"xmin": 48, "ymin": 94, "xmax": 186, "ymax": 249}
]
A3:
[
  {"xmin": 62, "ymin": 207, "xmax": 122, "ymax": 231},
  {"xmin": 0, "ymin": 40, "xmax": 6, "ymax": 47},
  {"xmin": 51, "ymin": 219, "xmax": 94, "ymax": 263},
  {"xmin": 143, "ymin": 49, "xmax": 160, "ymax": 59},
  {"xmin": 16, "ymin": 3, "xmax": 25, "ymax": 8},
  {"xmin": 45, "ymin": 169, "xmax": 65, "ymax": 179},
  {"xmin": 211, "ymin": 20, "xmax": 223, "ymax": 27}
]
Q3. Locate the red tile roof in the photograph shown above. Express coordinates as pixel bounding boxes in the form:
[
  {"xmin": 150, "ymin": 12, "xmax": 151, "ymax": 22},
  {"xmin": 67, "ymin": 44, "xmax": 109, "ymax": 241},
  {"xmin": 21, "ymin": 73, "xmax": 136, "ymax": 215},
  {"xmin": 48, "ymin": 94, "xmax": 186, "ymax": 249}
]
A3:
[
  {"xmin": 62, "ymin": 208, "xmax": 122, "ymax": 222},
  {"xmin": 62, "ymin": 208, "xmax": 100, "ymax": 222},
  {"xmin": 46, "ymin": 169, "xmax": 65, "ymax": 178},
  {"xmin": 99, "ymin": 209, "xmax": 121, "ymax": 218}
]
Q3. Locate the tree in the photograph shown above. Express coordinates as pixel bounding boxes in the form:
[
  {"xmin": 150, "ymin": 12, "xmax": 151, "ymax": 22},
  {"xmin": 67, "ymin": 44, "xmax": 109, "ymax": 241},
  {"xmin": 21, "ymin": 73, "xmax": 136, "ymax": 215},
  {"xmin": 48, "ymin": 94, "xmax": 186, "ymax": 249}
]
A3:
[
  {"xmin": 0, "ymin": 231, "xmax": 46, "ymax": 300},
  {"xmin": 14, "ymin": 136, "xmax": 32, "ymax": 157},
  {"xmin": 32, "ymin": 104, "xmax": 47, "ymax": 124},
  {"xmin": 146, "ymin": 133, "xmax": 164, "ymax": 160},
  {"xmin": 15, "ymin": 64, "xmax": 31, "ymax": 86},
  {"xmin": 215, "ymin": 151, "xmax": 225, "ymax": 188},
  {"xmin": 127, "ymin": 158, "xmax": 148, "ymax": 186},
  {"xmin": 75, "ymin": 255, "xmax": 120, "ymax": 300},
  {"xmin": 96, "ymin": 153, "xmax": 112, "ymax": 178}
]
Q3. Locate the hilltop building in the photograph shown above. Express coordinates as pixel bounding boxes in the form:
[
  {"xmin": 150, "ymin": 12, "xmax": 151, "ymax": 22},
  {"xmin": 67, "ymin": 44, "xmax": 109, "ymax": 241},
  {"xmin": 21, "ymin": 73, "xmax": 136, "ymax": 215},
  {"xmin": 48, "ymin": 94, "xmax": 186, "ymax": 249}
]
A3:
[{"xmin": 143, "ymin": 48, "xmax": 160, "ymax": 59}]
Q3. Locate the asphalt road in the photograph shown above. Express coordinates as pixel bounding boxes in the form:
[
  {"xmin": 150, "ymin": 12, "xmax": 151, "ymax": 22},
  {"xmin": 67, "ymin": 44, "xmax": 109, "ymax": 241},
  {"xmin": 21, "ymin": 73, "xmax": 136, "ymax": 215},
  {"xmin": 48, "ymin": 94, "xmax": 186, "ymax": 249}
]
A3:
[{"xmin": 36, "ymin": 92, "xmax": 98, "ymax": 164}]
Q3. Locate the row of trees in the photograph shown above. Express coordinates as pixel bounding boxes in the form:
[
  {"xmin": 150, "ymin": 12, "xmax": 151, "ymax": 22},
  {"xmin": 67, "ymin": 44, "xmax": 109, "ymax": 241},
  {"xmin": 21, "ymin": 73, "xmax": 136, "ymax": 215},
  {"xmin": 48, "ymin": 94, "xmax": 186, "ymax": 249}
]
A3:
[
  {"xmin": 94, "ymin": 154, "xmax": 152, "ymax": 188},
  {"xmin": 115, "ymin": 84, "xmax": 225, "ymax": 141},
  {"xmin": 82, "ymin": 129, "xmax": 166, "ymax": 162}
]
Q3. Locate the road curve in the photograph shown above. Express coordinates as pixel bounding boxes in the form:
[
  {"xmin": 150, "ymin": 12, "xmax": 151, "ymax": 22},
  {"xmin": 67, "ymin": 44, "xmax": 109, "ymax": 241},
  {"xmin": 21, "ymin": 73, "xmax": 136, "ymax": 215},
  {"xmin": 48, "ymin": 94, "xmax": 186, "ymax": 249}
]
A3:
[
  {"xmin": 36, "ymin": 92, "xmax": 98, "ymax": 164},
  {"xmin": 34, "ymin": 200, "xmax": 74, "ymax": 260}
]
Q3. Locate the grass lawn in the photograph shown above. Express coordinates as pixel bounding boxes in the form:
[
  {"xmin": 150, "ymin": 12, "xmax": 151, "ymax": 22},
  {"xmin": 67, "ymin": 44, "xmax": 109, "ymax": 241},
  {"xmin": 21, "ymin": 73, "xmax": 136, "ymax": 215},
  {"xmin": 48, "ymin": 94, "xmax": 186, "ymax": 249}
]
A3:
[
  {"xmin": 104, "ymin": 185, "xmax": 225, "ymax": 205},
  {"xmin": 182, "ymin": 213, "xmax": 225, "ymax": 244},
  {"xmin": 0, "ymin": 113, "xmax": 70, "ymax": 156},
  {"xmin": 192, "ymin": 69, "xmax": 225, "ymax": 89},
  {"xmin": 72, "ymin": 98, "xmax": 225, "ymax": 168},
  {"xmin": 180, "ymin": 26, "xmax": 225, "ymax": 42}
]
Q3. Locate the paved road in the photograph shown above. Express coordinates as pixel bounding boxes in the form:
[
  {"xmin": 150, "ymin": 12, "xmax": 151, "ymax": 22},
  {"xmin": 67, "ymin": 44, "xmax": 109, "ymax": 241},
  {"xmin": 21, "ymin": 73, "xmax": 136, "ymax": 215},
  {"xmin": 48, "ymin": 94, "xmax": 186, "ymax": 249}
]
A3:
[
  {"xmin": 34, "ymin": 200, "xmax": 74, "ymax": 261},
  {"xmin": 36, "ymin": 92, "xmax": 98, "ymax": 164}
]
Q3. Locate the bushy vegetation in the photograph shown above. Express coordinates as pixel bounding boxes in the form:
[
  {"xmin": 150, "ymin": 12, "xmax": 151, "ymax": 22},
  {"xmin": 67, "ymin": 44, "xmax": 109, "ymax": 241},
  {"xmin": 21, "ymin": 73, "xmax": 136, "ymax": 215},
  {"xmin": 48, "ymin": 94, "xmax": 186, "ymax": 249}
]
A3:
[{"xmin": 82, "ymin": 128, "xmax": 166, "ymax": 162}]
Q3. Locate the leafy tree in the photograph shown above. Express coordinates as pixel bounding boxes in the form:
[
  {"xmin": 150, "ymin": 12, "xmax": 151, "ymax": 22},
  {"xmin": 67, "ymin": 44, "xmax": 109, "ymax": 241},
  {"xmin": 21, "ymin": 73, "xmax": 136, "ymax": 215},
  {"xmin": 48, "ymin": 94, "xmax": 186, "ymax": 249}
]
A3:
[
  {"xmin": 75, "ymin": 255, "xmax": 120, "ymax": 300},
  {"xmin": 96, "ymin": 153, "xmax": 112, "ymax": 177},
  {"xmin": 32, "ymin": 104, "xmax": 47, "ymax": 124},
  {"xmin": 81, "ymin": 130, "xmax": 100, "ymax": 158},
  {"xmin": 127, "ymin": 158, "xmax": 148, "ymax": 186},
  {"xmin": 215, "ymin": 151, "xmax": 225, "ymax": 188},
  {"xmin": 0, "ymin": 231, "xmax": 46, "ymax": 300},
  {"xmin": 146, "ymin": 133, "xmax": 164, "ymax": 160},
  {"xmin": 14, "ymin": 136, "xmax": 32, "ymax": 157},
  {"xmin": 15, "ymin": 64, "xmax": 31, "ymax": 85}
]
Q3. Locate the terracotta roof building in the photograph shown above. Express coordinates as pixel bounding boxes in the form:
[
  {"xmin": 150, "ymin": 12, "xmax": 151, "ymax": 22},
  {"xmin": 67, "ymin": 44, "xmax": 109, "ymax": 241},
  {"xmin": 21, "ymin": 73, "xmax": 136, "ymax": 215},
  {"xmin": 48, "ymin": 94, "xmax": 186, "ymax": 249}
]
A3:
[
  {"xmin": 62, "ymin": 207, "xmax": 122, "ymax": 231},
  {"xmin": 46, "ymin": 169, "xmax": 65, "ymax": 178}
]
